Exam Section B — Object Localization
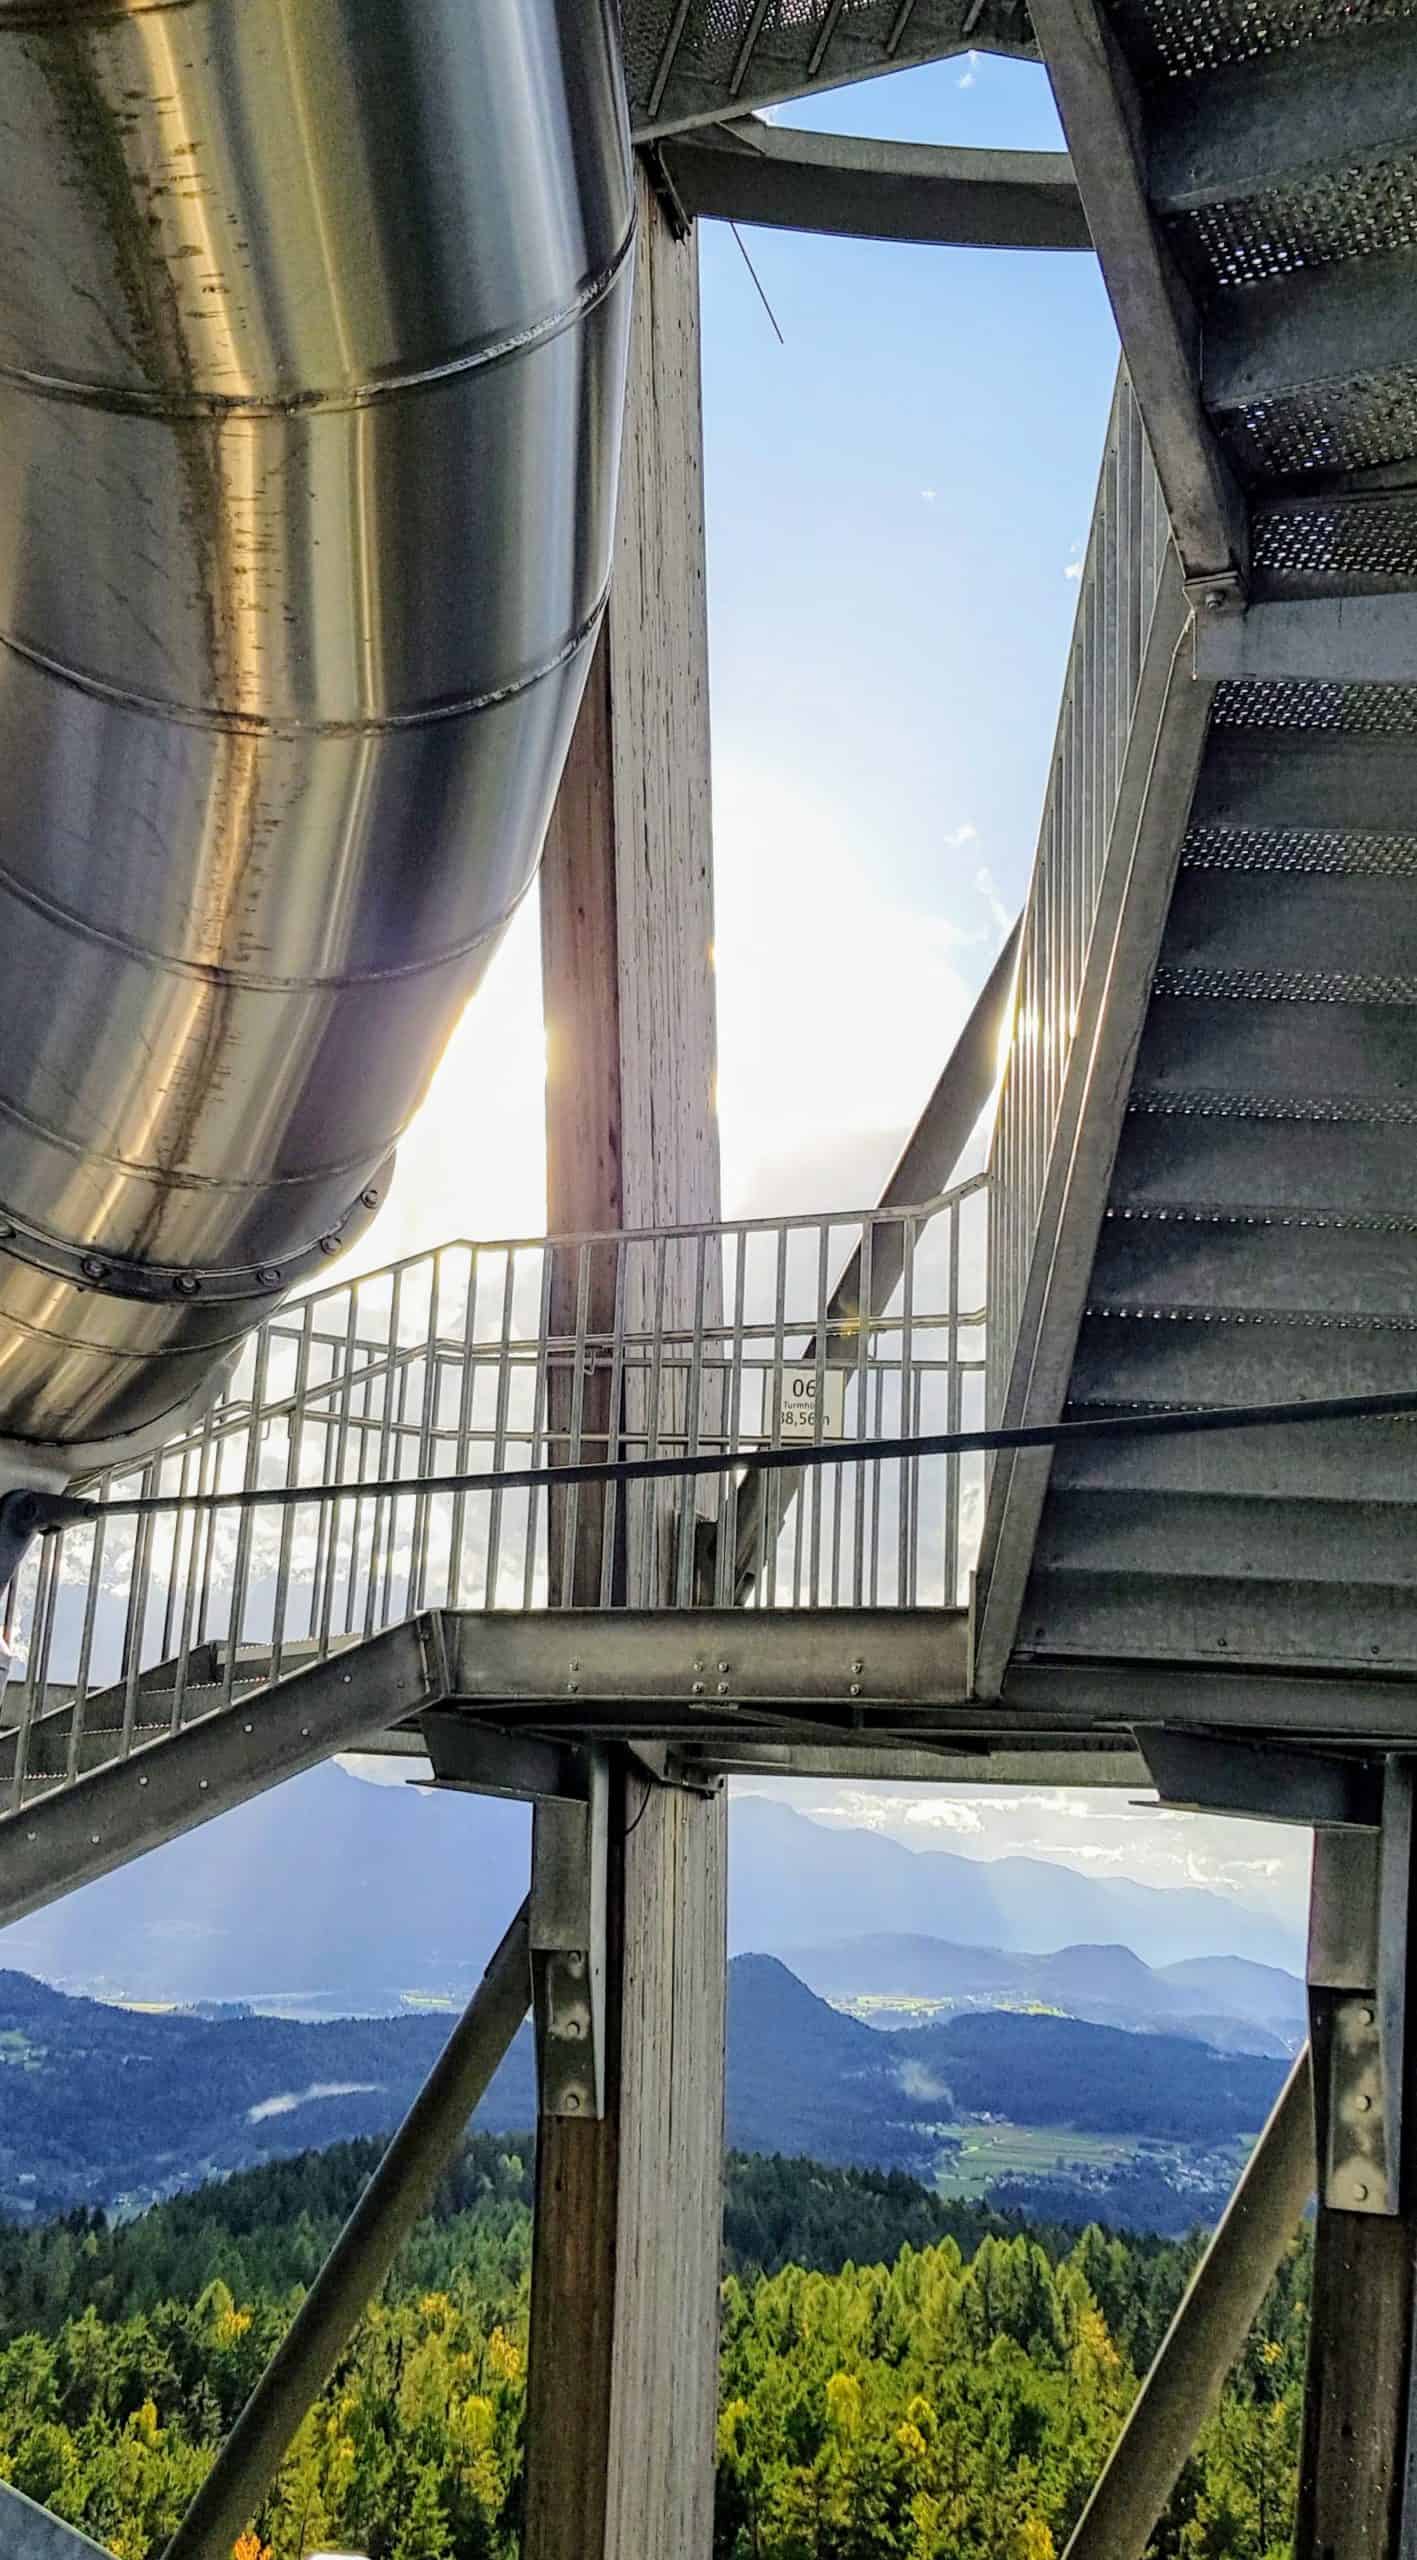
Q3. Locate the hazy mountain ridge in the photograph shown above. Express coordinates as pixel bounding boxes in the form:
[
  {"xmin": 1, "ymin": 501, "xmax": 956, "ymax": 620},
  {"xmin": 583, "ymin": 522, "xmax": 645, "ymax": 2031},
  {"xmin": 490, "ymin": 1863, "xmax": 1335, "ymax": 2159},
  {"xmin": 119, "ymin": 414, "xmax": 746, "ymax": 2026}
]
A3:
[
  {"xmin": 732, "ymin": 1799, "xmax": 1304, "ymax": 1972},
  {"xmin": 0, "ymin": 1776, "xmax": 1303, "ymax": 2013},
  {"xmin": 785, "ymin": 1930, "xmax": 1305, "ymax": 2055}
]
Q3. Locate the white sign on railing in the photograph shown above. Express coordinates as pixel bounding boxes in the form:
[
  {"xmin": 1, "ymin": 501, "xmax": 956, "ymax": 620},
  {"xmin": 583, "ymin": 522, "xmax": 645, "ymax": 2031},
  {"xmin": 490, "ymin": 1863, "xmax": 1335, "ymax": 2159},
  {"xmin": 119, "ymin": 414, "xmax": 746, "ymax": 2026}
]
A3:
[{"xmin": 776, "ymin": 1366, "xmax": 846, "ymax": 1443}]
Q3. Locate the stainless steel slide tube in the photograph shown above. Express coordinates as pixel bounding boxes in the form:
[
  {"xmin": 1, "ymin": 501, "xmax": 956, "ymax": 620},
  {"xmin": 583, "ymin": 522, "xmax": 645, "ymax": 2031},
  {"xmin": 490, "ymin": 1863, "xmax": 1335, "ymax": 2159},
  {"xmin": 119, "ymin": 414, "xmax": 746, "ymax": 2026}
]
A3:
[{"xmin": 0, "ymin": 0, "xmax": 633, "ymax": 1466}]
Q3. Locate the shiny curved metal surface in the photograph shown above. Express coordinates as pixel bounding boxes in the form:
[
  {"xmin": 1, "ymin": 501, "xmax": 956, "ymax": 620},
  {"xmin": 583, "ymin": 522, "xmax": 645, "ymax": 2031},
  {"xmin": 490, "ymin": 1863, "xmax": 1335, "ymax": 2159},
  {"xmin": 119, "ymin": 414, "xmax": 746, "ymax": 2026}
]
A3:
[{"xmin": 0, "ymin": 0, "xmax": 633, "ymax": 1451}]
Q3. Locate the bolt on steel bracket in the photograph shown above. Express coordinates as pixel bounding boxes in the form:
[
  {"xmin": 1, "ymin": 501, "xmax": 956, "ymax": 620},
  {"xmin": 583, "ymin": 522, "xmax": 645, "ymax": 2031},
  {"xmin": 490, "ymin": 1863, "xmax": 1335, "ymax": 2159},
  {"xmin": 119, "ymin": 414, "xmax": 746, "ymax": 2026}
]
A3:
[{"xmin": 530, "ymin": 1748, "xmax": 609, "ymax": 2121}]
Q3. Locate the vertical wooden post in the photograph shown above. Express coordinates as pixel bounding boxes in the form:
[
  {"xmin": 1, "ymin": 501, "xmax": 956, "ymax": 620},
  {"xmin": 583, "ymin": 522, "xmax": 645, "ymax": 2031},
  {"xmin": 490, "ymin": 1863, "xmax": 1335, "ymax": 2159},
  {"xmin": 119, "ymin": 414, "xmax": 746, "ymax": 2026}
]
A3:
[
  {"xmin": 1295, "ymin": 1821, "xmax": 1417, "ymax": 2559},
  {"xmin": 523, "ymin": 168, "xmax": 726, "ymax": 2560}
]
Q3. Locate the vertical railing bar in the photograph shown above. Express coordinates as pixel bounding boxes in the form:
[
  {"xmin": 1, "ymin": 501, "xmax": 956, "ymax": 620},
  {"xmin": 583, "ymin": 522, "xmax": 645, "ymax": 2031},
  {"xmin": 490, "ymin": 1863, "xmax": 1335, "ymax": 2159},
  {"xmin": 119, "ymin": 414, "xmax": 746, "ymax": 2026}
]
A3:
[
  {"xmin": 560, "ymin": 1244, "xmax": 592, "ymax": 1608},
  {"xmin": 68, "ymin": 1501, "xmax": 106, "ymax": 1779},
  {"xmin": 170, "ymin": 1427, "xmax": 213, "ymax": 1734},
  {"xmin": 120, "ymin": 1463, "xmax": 158, "ymax": 1756},
  {"xmin": 945, "ymin": 1199, "xmax": 962, "ymax": 1608},
  {"xmin": 345, "ymin": 1367, "xmax": 376, "ymax": 1639},
  {"xmin": 363, "ymin": 1269, "xmax": 403, "ymax": 1639},
  {"xmin": 485, "ymin": 1248, "xmax": 517, "ymax": 1608},
  {"xmin": 852, "ymin": 1218, "xmax": 873, "ymax": 1608},
  {"xmin": 11, "ymin": 1536, "xmax": 56, "ymax": 1810},
  {"xmin": 765, "ymin": 1226, "xmax": 789, "ymax": 1610},
  {"xmin": 224, "ymin": 1322, "xmax": 271, "ymax": 1699},
  {"xmin": 899, "ymin": 1217, "xmax": 916, "ymax": 1605},
  {"xmin": 808, "ymin": 1219, "xmax": 830, "ymax": 1606},
  {"xmin": 309, "ymin": 1370, "xmax": 335, "ymax": 1648},
  {"xmin": 159, "ymin": 1445, "xmax": 191, "ymax": 1664},
  {"xmin": 34, "ymin": 1525, "xmax": 63, "ymax": 1737},
  {"xmin": 868, "ymin": 1364, "xmax": 885, "ymax": 1610},
  {"xmin": 599, "ymin": 1241, "xmax": 629, "ymax": 1611},
  {"xmin": 447, "ymin": 1244, "xmax": 480, "ymax": 1597},
  {"xmin": 195, "ymin": 1399, "xmax": 222, "ymax": 1650},
  {"xmin": 675, "ymin": 1232, "xmax": 709, "ymax": 1609},
  {"xmin": 522, "ymin": 1247, "xmax": 555, "ymax": 1611},
  {"xmin": 409, "ymin": 1256, "xmax": 442, "ymax": 1615},
  {"xmin": 270, "ymin": 1297, "xmax": 314, "ymax": 1686},
  {"xmin": 642, "ymin": 1234, "xmax": 670, "ymax": 1607},
  {"xmin": 378, "ymin": 1353, "xmax": 412, "ymax": 1630},
  {"xmin": 715, "ymin": 1229, "xmax": 749, "ymax": 1608},
  {"xmin": 315, "ymin": 1286, "xmax": 360, "ymax": 1656}
]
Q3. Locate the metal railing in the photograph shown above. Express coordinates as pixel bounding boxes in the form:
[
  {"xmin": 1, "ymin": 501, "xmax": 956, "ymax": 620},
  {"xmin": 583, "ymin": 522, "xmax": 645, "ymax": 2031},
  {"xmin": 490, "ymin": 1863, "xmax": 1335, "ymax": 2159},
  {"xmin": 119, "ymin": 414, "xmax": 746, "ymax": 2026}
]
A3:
[
  {"xmin": 0, "ymin": 1181, "xmax": 986, "ymax": 1804},
  {"xmin": 986, "ymin": 364, "xmax": 1174, "ymax": 1430}
]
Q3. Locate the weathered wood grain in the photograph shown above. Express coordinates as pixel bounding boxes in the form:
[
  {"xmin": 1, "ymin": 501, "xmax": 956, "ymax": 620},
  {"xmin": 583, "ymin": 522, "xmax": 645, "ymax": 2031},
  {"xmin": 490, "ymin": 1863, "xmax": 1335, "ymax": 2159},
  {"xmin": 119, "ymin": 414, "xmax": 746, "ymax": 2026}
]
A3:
[{"xmin": 526, "ymin": 166, "xmax": 725, "ymax": 2560}]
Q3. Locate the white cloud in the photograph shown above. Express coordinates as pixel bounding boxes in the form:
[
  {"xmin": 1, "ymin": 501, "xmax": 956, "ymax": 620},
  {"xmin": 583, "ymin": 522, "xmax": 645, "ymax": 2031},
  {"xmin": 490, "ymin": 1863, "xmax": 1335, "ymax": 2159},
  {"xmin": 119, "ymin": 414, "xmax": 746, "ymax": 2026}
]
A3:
[
  {"xmin": 248, "ymin": 2081, "xmax": 380, "ymax": 2124},
  {"xmin": 958, "ymin": 49, "xmax": 979, "ymax": 86},
  {"xmin": 733, "ymin": 1777, "xmax": 1313, "ymax": 1930},
  {"xmin": 921, "ymin": 486, "xmax": 938, "ymax": 504},
  {"xmin": 945, "ymin": 821, "xmax": 979, "ymax": 850}
]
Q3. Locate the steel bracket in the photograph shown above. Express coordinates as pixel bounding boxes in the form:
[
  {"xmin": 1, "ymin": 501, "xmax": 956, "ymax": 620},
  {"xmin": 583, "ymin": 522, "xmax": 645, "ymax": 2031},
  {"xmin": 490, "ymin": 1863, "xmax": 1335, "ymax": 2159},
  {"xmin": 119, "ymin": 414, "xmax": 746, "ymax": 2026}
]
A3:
[
  {"xmin": 419, "ymin": 1710, "xmax": 589, "ymax": 1805},
  {"xmin": 530, "ymin": 1748, "xmax": 609, "ymax": 2122},
  {"xmin": 1137, "ymin": 1728, "xmax": 1382, "ymax": 1830},
  {"xmin": 1184, "ymin": 567, "xmax": 1248, "ymax": 616},
  {"xmin": 1308, "ymin": 1765, "xmax": 1416, "ymax": 2216}
]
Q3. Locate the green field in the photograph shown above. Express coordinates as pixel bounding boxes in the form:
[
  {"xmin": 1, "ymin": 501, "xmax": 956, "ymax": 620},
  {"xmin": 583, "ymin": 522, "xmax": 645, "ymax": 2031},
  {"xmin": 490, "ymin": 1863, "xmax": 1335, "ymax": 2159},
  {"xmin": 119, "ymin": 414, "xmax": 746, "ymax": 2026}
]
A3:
[{"xmin": 932, "ymin": 2120, "xmax": 1140, "ymax": 2197}]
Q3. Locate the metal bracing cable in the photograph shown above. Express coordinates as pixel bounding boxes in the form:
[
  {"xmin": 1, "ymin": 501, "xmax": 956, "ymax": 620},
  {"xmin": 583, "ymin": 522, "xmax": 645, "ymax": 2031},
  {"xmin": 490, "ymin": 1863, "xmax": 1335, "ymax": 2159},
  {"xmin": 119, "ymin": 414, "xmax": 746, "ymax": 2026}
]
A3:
[{"xmin": 61, "ymin": 1380, "xmax": 1417, "ymax": 1525}]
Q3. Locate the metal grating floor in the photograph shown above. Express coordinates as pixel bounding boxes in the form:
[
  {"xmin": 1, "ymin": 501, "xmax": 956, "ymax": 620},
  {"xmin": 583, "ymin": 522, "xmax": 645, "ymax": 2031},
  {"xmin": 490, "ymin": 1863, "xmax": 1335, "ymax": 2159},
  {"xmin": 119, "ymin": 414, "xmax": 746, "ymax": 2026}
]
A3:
[
  {"xmin": 622, "ymin": 0, "xmax": 1037, "ymax": 137},
  {"xmin": 1110, "ymin": 0, "xmax": 1417, "ymax": 87}
]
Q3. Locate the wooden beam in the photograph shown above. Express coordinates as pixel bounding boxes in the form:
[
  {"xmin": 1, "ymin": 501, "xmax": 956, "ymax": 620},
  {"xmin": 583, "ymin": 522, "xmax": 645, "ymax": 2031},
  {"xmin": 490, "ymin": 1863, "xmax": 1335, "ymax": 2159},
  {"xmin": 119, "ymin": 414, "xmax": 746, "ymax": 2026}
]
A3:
[{"xmin": 525, "ymin": 165, "xmax": 725, "ymax": 2560}]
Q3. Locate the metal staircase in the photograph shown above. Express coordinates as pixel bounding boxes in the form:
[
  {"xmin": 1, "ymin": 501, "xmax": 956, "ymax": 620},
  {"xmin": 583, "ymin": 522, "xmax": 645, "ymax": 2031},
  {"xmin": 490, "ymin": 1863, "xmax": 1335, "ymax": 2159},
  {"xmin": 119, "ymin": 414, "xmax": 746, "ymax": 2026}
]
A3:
[
  {"xmin": 974, "ymin": 0, "xmax": 1417, "ymax": 1711},
  {"xmin": 0, "ymin": 1188, "xmax": 992, "ymax": 1919},
  {"xmin": 9, "ymin": 0, "xmax": 1417, "ymax": 1913}
]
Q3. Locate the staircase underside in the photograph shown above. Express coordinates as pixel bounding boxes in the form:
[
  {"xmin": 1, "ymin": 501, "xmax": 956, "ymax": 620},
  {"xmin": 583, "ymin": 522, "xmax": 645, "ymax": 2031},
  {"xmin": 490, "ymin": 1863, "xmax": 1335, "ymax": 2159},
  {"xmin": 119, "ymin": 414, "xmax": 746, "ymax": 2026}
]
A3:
[
  {"xmin": 1008, "ymin": 0, "xmax": 1417, "ymax": 1694},
  {"xmin": 623, "ymin": 0, "xmax": 1037, "ymax": 140}
]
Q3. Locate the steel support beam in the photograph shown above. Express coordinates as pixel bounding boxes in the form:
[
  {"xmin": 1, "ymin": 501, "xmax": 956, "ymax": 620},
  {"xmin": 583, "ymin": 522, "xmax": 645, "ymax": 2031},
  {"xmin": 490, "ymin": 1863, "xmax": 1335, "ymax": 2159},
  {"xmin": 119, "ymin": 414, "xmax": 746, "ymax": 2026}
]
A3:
[
  {"xmin": 1028, "ymin": 0, "xmax": 1247, "ymax": 593},
  {"xmin": 446, "ymin": 1604, "xmax": 970, "ymax": 1711},
  {"xmin": 0, "ymin": 1616, "xmax": 447, "ymax": 1930},
  {"xmin": 672, "ymin": 1738, "xmax": 1149, "ymax": 1785},
  {"xmin": 1063, "ymin": 2049, "xmax": 1314, "ymax": 2560},
  {"xmin": 1005, "ymin": 1659, "xmax": 1417, "ymax": 1750},
  {"xmin": 659, "ymin": 118, "xmax": 1088, "ymax": 249},
  {"xmin": 731, "ymin": 920, "xmax": 1018, "ymax": 1598},
  {"xmin": 162, "ymin": 1901, "xmax": 531, "ymax": 2560}
]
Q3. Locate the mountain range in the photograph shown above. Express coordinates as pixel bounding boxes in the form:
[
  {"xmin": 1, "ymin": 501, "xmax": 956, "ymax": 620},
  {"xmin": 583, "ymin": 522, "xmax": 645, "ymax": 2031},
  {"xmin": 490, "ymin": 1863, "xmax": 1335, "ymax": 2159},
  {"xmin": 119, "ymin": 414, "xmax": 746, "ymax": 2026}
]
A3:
[
  {"xmin": 0, "ymin": 1955, "xmax": 1286, "ymax": 2232},
  {"xmin": 732, "ymin": 1799, "xmax": 1303, "ymax": 1972},
  {"xmin": 0, "ymin": 1769, "xmax": 1304, "ymax": 2012},
  {"xmin": 784, "ymin": 1932, "xmax": 1305, "ymax": 2055}
]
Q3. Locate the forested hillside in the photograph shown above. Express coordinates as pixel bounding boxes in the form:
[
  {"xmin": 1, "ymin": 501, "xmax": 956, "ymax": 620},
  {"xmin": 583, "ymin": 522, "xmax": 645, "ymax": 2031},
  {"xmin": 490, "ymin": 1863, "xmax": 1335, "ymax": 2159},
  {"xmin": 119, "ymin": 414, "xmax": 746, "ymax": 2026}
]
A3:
[
  {"xmin": 1, "ymin": 1963, "xmax": 1284, "ymax": 2232},
  {"xmin": 0, "ymin": 2136, "xmax": 1308, "ymax": 2560}
]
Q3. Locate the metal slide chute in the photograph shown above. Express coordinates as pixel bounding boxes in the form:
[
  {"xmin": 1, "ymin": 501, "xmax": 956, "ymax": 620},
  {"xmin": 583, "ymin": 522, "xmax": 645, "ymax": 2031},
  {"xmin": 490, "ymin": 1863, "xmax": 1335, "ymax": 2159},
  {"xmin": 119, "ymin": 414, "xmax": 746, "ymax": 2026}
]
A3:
[{"xmin": 0, "ymin": 0, "xmax": 633, "ymax": 1478}]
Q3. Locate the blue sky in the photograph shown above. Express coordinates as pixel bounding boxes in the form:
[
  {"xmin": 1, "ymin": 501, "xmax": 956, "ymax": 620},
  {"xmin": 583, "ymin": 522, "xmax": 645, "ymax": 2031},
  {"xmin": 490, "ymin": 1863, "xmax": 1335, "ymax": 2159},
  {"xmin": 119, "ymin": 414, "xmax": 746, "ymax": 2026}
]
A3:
[{"xmin": 345, "ymin": 55, "xmax": 1311, "ymax": 1936}]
